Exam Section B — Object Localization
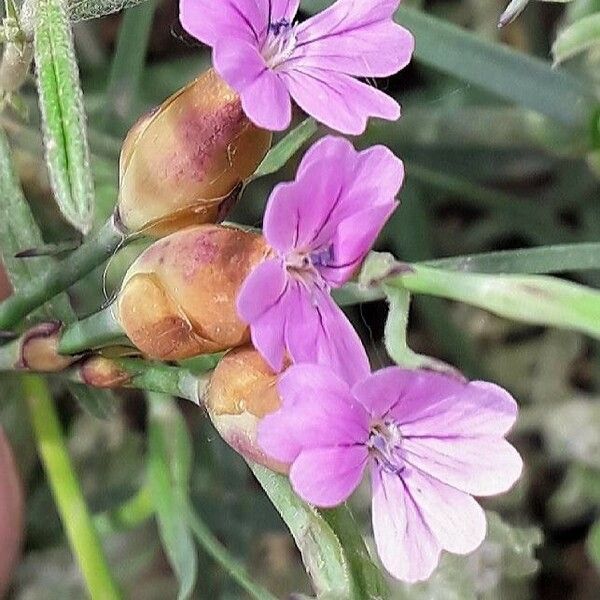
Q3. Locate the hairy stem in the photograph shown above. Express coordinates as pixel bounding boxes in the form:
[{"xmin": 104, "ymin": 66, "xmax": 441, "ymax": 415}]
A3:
[
  {"xmin": 23, "ymin": 375, "xmax": 122, "ymax": 600},
  {"xmin": 0, "ymin": 214, "xmax": 127, "ymax": 329}
]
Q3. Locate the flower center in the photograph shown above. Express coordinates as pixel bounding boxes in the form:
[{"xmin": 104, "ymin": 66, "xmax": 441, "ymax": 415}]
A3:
[
  {"xmin": 262, "ymin": 18, "xmax": 297, "ymax": 69},
  {"xmin": 367, "ymin": 420, "xmax": 405, "ymax": 474}
]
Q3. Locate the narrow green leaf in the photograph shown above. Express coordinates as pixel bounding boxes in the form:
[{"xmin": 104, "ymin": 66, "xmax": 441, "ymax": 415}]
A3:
[
  {"xmin": 34, "ymin": 0, "xmax": 95, "ymax": 234},
  {"xmin": 251, "ymin": 118, "xmax": 318, "ymax": 181},
  {"xmin": 0, "ymin": 127, "xmax": 114, "ymax": 418},
  {"xmin": 360, "ymin": 253, "xmax": 600, "ymax": 340},
  {"xmin": 102, "ymin": 1, "xmax": 157, "ymax": 131},
  {"xmin": 185, "ymin": 504, "xmax": 278, "ymax": 600},
  {"xmin": 250, "ymin": 463, "xmax": 387, "ymax": 599},
  {"xmin": 424, "ymin": 243, "xmax": 600, "ymax": 274},
  {"xmin": 396, "ymin": 6, "xmax": 596, "ymax": 128},
  {"xmin": 147, "ymin": 394, "xmax": 197, "ymax": 600},
  {"xmin": 552, "ymin": 13, "xmax": 600, "ymax": 65},
  {"xmin": 68, "ymin": 0, "xmax": 150, "ymax": 21}
]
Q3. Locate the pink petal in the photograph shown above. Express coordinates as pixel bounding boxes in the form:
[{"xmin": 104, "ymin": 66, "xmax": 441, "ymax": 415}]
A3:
[
  {"xmin": 213, "ymin": 38, "xmax": 292, "ymax": 130},
  {"xmin": 402, "ymin": 467, "xmax": 487, "ymax": 554},
  {"xmin": 403, "ymin": 436, "xmax": 523, "ymax": 497},
  {"xmin": 281, "ymin": 67, "xmax": 400, "ymax": 135},
  {"xmin": 237, "ymin": 258, "xmax": 287, "ymax": 323},
  {"xmin": 180, "ymin": 0, "xmax": 266, "ymax": 47},
  {"xmin": 237, "ymin": 259, "xmax": 290, "ymax": 372},
  {"xmin": 371, "ymin": 465, "xmax": 441, "ymax": 583},
  {"xmin": 264, "ymin": 136, "xmax": 401, "ymax": 264},
  {"xmin": 308, "ymin": 288, "xmax": 371, "ymax": 386},
  {"xmin": 268, "ymin": 0, "xmax": 300, "ymax": 21},
  {"xmin": 293, "ymin": 0, "xmax": 414, "ymax": 77},
  {"xmin": 317, "ymin": 203, "xmax": 396, "ymax": 286},
  {"xmin": 394, "ymin": 378, "xmax": 520, "ymax": 438},
  {"xmin": 353, "ymin": 367, "xmax": 405, "ymax": 418},
  {"xmin": 290, "ymin": 446, "xmax": 368, "ymax": 507},
  {"xmin": 259, "ymin": 364, "xmax": 369, "ymax": 463},
  {"xmin": 262, "ymin": 163, "xmax": 343, "ymax": 254}
]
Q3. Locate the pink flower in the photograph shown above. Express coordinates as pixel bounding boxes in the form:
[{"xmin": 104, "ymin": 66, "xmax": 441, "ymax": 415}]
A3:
[
  {"xmin": 236, "ymin": 136, "xmax": 403, "ymax": 385},
  {"xmin": 258, "ymin": 365, "xmax": 523, "ymax": 582},
  {"xmin": 179, "ymin": 0, "xmax": 414, "ymax": 133}
]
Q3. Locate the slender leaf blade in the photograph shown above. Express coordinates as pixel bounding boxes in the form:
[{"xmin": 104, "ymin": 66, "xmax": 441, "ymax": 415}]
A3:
[
  {"xmin": 147, "ymin": 394, "xmax": 197, "ymax": 600},
  {"xmin": 552, "ymin": 13, "xmax": 600, "ymax": 65},
  {"xmin": 251, "ymin": 118, "xmax": 318, "ymax": 181},
  {"xmin": 34, "ymin": 0, "xmax": 95, "ymax": 233},
  {"xmin": 423, "ymin": 243, "xmax": 600, "ymax": 274},
  {"xmin": 360, "ymin": 253, "xmax": 600, "ymax": 340}
]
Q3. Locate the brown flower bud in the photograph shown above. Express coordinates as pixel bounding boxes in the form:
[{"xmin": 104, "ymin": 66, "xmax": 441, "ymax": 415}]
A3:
[
  {"xmin": 19, "ymin": 322, "xmax": 75, "ymax": 372},
  {"xmin": 117, "ymin": 224, "xmax": 270, "ymax": 360},
  {"xmin": 80, "ymin": 356, "xmax": 131, "ymax": 389},
  {"xmin": 118, "ymin": 68, "xmax": 272, "ymax": 235},
  {"xmin": 0, "ymin": 425, "xmax": 24, "ymax": 597},
  {"xmin": 206, "ymin": 345, "xmax": 288, "ymax": 472}
]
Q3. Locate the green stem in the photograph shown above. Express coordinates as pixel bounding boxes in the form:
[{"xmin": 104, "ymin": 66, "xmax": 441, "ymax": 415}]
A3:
[
  {"xmin": 0, "ymin": 214, "xmax": 127, "ymax": 329},
  {"xmin": 336, "ymin": 243, "xmax": 600, "ymax": 306},
  {"xmin": 23, "ymin": 374, "xmax": 121, "ymax": 600},
  {"xmin": 58, "ymin": 304, "xmax": 127, "ymax": 354},
  {"xmin": 70, "ymin": 357, "xmax": 209, "ymax": 404},
  {"xmin": 184, "ymin": 502, "xmax": 278, "ymax": 600},
  {"xmin": 94, "ymin": 485, "xmax": 154, "ymax": 536}
]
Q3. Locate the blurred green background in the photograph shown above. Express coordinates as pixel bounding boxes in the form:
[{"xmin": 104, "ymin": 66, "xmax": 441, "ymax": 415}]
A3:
[{"xmin": 1, "ymin": 0, "xmax": 600, "ymax": 597}]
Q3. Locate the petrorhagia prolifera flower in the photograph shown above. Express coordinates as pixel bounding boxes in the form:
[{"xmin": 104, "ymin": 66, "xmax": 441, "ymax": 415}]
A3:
[
  {"xmin": 117, "ymin": 68, "xmax": 272, "ymax": 235},
  {"xmin": 259, "ymin": 364, "xmax": 523, "ymax": 582},
  {"xmin": 179, "ymin": 0, "xmax": 414, "ymax": 134},
  {"xmin": 237, "ymin": 135, "xmax": 403, "ymax": 385}
]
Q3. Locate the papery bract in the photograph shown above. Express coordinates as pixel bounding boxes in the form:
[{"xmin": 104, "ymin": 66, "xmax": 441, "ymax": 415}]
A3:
[
  {"xmin": 118, "ymin": 69, "xmax": 272, "ymax": 235},
  {"xmin": 259, "ymin": 365, "xmax": 523, "ymax": 582},
  {"xmin": 206, "ymin": 345, "xmax": 287, "ymax": 470},
  {"xmin": 237, "ymin": 135, "xmax": 403, "ymax": 385},
  {"xmin": 118, "ymin": 224, "xmax": 269, "ymax": 360},
  {"xmin": 179, "ymin": 0, "xmax": 414, "ymax": 134}
]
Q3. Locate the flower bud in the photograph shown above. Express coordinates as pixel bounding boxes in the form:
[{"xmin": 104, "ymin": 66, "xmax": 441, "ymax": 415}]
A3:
[
  {"xmin": 80, "ymin": 356, "xmax": 131, "ymax": 389},
  {"xmin": 117, "ymin": 225, "xmax": 269, "ymax": 360},
  {"xmin": 19, "ymin": 322, "xmax": 75, "ymax": 372},
  {"xmin": 206, "ymin": 345, "xmax": 287, "ymax": 472},
  {"xmin": 118, "ymin": 68, "xmax": 272, "ymax": 235}
]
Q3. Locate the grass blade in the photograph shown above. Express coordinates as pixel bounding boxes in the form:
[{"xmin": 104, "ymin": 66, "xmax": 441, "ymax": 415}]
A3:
[
  {"xmin": 251, "ymin": 117, "xmax": 318, "ymax": 181},
  {"xmin": 34, "ymin": 0, "xmax": 95, "ymax": 234},
  {"xmin": 552, "ymin": 13, "xmax": 600, "ymax": 66},
  {"xmin": 147, "ymin": 394, "xmax": 197, "ymax": 600},
  {"xmin": 102, "ymin": 1, "xmax": 157, "ymax": 132},
  {"xmin": 424, "ymin": 243, "xmax": 600, "ymax": 274},
  {"xmin": 360, "ymin": 253, "xmax": 600, "ymax": 340},
  {"xmin": 396, "ymin": 6, "xmax": 596, "ymax": 128}
]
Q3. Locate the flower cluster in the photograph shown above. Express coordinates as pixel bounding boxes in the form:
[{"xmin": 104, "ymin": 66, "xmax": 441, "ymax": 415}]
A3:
[{"xmin": 119, "ymin": 0, "xmax": 523, "ymax": 585}]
